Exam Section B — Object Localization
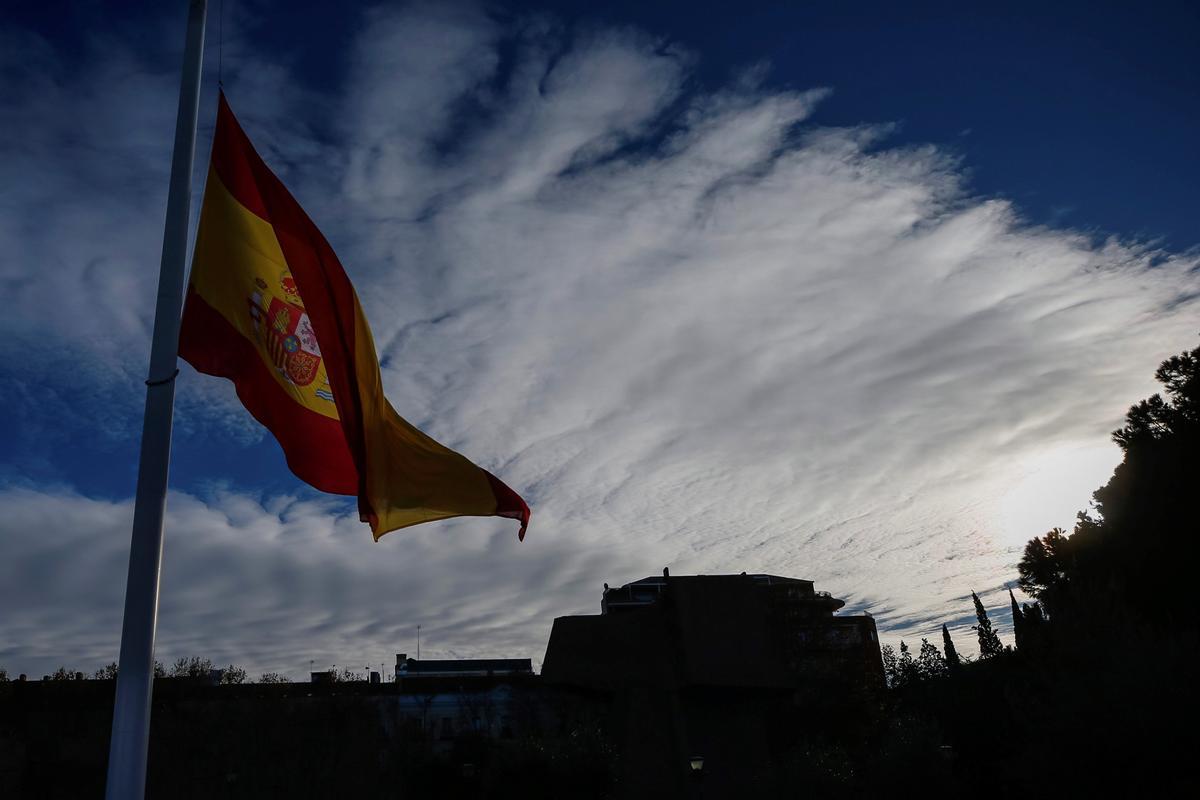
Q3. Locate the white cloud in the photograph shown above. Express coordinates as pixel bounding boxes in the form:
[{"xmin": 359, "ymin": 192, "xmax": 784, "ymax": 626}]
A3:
[
  {"xmin": 0, "ymin": 487, "xmax": 616, "ymax": 677},
  {"xmin": 2, "ymin": 3, "xmax": 1198, "ymax": 676}
]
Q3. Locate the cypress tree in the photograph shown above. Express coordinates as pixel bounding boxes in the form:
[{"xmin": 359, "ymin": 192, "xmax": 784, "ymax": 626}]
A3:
[
  {"xmin": 971, "ymin": 591, "xmax": 1004, "ymax": 658},
  {"xmin": 1022, "ymin": 601, "xmax": 1046, "ymax": 651},
  {"xmin": 1010, "ymin": 589, "xmax": 1025, "ymax": 650},
  {"xmin": 942, "ymin": 624, "xmax": 961, "ymax": 670},
  {"xmin": 897, "ymin": 641, "xmax": 919, "ymax": 688}
]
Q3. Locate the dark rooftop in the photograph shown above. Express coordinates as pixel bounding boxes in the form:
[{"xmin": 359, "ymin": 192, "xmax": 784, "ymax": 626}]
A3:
[{"xmin": 395, "ymin": 657, "xmax": 533, "ymax": 677}]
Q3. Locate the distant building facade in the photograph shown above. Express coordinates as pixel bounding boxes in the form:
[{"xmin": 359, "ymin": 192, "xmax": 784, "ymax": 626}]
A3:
[
  {"xmin": 384, "ymin": 655, "xmax": 537, "ymax": 752},
  {"xmin": 544, "ymin": 571, "xmax": 883, "ymax": 691},
  {"xmin": 542, "ymin": 571, "xmax": 885, "ymax": 795},
  {"xmin": 394, "ymin": 655, "xmax": 533, "ymax": 680}
]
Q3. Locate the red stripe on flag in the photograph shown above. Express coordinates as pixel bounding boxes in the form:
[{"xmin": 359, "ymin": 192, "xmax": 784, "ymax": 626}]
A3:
[
  {"xmin": 179, "ymin": 287, "xmax": 360, "ymax": 495},
  {"xmin": 485, "ymin": 471, "xmax": 531, "ymax": 541},
  {"xmin": 210, "ymin": 92, "xmax": 375, "ymax": 524}
]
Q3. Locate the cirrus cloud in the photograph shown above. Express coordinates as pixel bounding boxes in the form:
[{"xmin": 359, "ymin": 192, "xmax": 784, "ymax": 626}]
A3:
[{"xmin": 2, "ymin": 2, "xmax": 1198, "ymax": 677}]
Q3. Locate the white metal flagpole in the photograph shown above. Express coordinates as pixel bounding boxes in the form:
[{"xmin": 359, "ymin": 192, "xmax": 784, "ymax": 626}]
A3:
[{"xmin": 105, "ymin": 2, "xmax": 207, "ymax": 798}]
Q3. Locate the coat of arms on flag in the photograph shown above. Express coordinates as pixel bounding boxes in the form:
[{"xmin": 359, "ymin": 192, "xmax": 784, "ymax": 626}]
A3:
[{"xmin": 248, "ymin": 270, "xmax": 323, "ymax": 388}]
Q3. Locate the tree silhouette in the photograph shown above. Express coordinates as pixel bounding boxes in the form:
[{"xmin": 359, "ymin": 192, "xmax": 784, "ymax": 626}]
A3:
[
  {"xmin": 1111, "ymin": 345, "xmax": 1199, "ymax": 450},
  {"xmin": 941, "ymin": 624, "xmax": 960, "ymax": 670},
  {"xmin": 1009, "ymin": 590, "xmax": 1025, "ymax": 650},
  {"xmin": 330, "ymin": 667, "xmax": 365, "ymax": 683},
  {"xmin": 169, "ymin": 656, "xmax": 214, "ymax": 678},
  {"xmin": 971, "ymin": 592, "xmax": 1003, "ymax": 658},
  {"xmin": 221, "ymin": 664, "xmax": 247, "ymax": 685},
  {"xmin": 896, "ymin": 641, "xmax": 920, "ymax": 687},
  {"xmin": 161, "ymin": 656, "xmax": 246, "ymax": 683},
  {"xmin": 1020, "ymin": 601, "xmax": 1046, "ymax": 651},
  {"xmin": 49, "ymin": 667, "xmax": 81, "ymax": 681},
  {"xmin": 1017, "ymin": 527, "xmax": 1071, "ymax": 616},
  {"xmin": 1016, "ymin": 336, "xmax": 1200, "ymax": 630},
  {"xmin": 1088, "ymin": 340, "xmax": 1200, "ymax": 623},
  {"xmin": 916, "ymin": 638, "xmax": 946, "ymax": 681},
  {"xmin": 880, "ymin": 644, "xmax": 899, "ymax": 689}
]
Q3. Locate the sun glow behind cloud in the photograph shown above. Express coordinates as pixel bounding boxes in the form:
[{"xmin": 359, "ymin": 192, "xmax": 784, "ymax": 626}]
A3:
[
  {"xmin": 1, "ymin": 2, "xmax": 1199, "ymax": 677},
  {"xmin": 997, "ymin": 441, "xmax": 1122, "ymax": 547}
]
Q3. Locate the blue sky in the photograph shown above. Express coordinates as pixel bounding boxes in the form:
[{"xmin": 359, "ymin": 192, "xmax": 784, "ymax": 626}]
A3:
[
  {"xmin": 548, "ymin": 0, "xmax": 1200, "ymax": 249},
  {"xmin": 16, "ymin": 0, "xmax": 1196, "ymax": 247},
  {"xmin": 2, "ymin": 0, "xmax": 1199, "ymax": 678}
]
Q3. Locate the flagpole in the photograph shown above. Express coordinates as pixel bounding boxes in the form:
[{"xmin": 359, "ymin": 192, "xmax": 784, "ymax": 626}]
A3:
[{"xmin": 105, "ymin": 2, "xmax": 206, "ymax": 798}]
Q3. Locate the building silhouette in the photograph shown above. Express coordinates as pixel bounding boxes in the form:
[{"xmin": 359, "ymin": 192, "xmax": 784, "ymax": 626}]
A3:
[
  {"xmin": 394, "ymin": 655, "xmax": 533, "ymax": 680},
  {"xmin": 544, "ymin": 571, "xmax": 882, "ymax": 690},
  {"xmin": 542, "ymin": 571, "xmax": 884, "ymax": 794}
]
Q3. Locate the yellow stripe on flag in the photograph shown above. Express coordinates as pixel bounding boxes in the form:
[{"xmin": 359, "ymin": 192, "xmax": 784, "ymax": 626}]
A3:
[{"xmin": 190, "ymin": 170, "xmax": 339, "ymax": 421}]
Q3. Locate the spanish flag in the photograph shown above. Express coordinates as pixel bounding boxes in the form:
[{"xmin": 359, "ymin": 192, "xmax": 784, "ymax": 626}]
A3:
[{"xmin": 179, "ymin": 93, "xmax": 529, "ymax": 540}]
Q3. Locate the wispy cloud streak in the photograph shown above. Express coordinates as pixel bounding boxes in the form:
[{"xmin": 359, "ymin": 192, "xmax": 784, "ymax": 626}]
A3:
[{"xmin": 1, "ymin": 3, "xmax": 1198, "ymax": 676}]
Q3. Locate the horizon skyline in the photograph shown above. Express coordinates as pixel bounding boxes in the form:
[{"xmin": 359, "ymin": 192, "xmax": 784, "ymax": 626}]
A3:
[{"xmin": 3, "ymin": 0, "xmax": 1199, "ymax": 680}]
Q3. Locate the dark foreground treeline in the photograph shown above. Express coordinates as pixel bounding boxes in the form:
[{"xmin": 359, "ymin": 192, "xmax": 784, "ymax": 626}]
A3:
[
  {"xmin": 877, "ymin": 336, "xmax": 1200, "ymax": 796},
  {"xmin": 0, "ymin": 678, "xmax": 617, "ymax": 800}
]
